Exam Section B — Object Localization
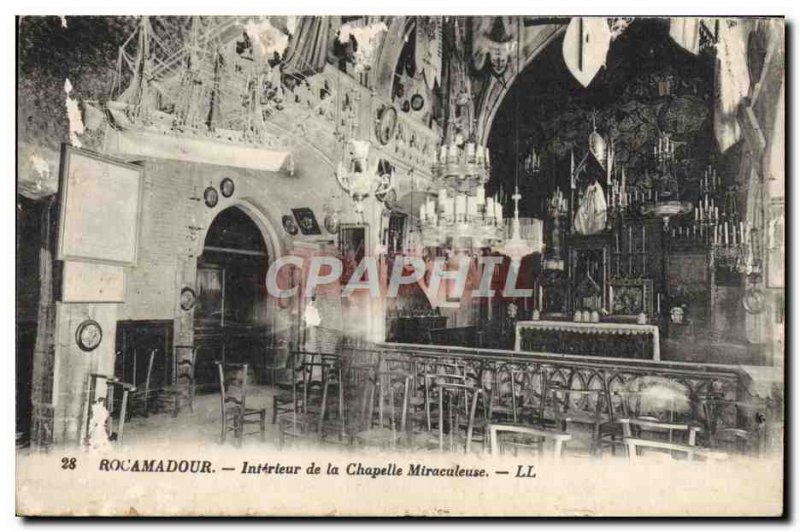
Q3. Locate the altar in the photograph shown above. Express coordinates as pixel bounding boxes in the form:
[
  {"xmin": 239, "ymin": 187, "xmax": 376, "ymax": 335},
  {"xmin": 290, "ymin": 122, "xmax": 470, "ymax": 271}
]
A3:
[{"xmin": 515, "ymin": 320, "xmax": 661, "ymax": 360}]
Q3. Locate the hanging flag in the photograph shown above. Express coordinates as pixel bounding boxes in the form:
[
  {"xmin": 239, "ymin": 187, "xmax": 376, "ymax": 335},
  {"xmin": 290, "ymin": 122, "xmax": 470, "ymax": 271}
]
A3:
[
  {"xmin": 669, "ymin": 17, "xmax": 701, "ymax": 55},
  {"xmin": 562, "ymin": 17, "xmax": 612, "ymax": 88},
  {"xmin": 416, "ymin": 16, "xmax": 442, "ymax": 91},
  {"xmin": 714, "ymin": 19, "xmax": 752, "ymax": 152}
]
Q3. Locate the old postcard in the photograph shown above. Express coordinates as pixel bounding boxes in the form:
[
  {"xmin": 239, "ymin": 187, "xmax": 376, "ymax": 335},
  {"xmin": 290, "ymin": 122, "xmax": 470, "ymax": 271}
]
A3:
[{"xmin": 15, "ymin": 14, "xmax": 785, "ymax": 517}]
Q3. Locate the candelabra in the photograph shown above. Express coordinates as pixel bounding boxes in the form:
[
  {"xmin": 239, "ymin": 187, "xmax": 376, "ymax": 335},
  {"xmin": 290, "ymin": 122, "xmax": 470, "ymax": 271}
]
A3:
[
  {"xmin": 654, "ymin": 132, "xmax": 675, "ymax": 164},
  {"xmin": 422, "ymin": 141, "xmax": 504, "ymax": 253},
  {"xmin": 523, "ymin": 144, "xmax": 541, "ymax": 175}
]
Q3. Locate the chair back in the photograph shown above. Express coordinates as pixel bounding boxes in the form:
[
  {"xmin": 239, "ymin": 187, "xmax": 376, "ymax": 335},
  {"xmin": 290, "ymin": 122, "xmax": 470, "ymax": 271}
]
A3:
[
  {"xmin": 367, "ymin": 370, "xmax": 412, "ymax": 434},
  {"xmin": 217, "ymin": 362, "xmax": 249, "ymax": 414},
  {"xmin": 619, "ymin": 417, "xmax": 699, "ymax": 446},
  {"xmin": 487, "ymin": 423, "xmax": 572, "ymax": 459}
]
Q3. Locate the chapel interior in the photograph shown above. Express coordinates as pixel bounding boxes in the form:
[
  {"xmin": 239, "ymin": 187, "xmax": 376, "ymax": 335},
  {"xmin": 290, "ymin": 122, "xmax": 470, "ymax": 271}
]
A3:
[{"xmin": 16, "ymin": 16, "xmax": 784, "ymax": 459}]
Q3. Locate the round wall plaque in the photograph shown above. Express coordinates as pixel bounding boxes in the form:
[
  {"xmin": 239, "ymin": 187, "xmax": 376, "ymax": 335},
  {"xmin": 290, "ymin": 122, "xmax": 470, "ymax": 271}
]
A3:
[
  {"xmin": 76, "ymin": 320, "xmax": 103, "ymax": 352},
  {"xmin": 180, "ymin": 287, "xmax": 197, "ymax": 311},
  {"xmin": 220, "ymin": 177, "xmax": 235, "ymax": 198},
  {"xmin": 376, "ymin": 106, "xmax": 398, "ymax": 145},
  {"xmin": 204, "ymin": 186, "xmax": 219, "ymax": 207}
]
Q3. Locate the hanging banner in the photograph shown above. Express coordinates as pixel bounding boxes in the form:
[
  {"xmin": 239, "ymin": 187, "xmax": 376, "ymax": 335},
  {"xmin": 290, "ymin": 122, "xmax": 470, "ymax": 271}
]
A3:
[{"xmin": 562, "ymin": 17, "xmax": 612, "ymax": 88}]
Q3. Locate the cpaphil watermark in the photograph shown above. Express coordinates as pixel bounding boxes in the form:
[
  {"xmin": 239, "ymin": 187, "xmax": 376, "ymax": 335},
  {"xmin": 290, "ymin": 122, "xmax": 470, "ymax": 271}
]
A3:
[{"xmin": 265, "ymin": 253, "xmax": 532, "ymax": 308}]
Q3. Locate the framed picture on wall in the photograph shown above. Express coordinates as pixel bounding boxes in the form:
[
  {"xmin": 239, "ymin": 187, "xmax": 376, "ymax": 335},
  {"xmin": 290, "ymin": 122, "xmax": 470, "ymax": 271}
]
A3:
[
  {"xmin": 291, "ymin": 207, "xmax": 322, "ymax": 235},
  {"xmin": 57, "ymin": 145, "xmax": 144, "ymax": 265},
  {"xmin": 608, "ymin": 278, "xmax": 654, "ymax": 320},
  {"xmin": 339, "ymin": 224, "xmax": 368, "ymax": 284}
]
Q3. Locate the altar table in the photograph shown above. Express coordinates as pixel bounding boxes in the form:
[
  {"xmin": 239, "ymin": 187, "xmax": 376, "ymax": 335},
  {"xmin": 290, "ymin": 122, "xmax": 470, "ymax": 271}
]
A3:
[{"xmin": 515, "ymin": 320, "xmax": 660, "ymax": 360}]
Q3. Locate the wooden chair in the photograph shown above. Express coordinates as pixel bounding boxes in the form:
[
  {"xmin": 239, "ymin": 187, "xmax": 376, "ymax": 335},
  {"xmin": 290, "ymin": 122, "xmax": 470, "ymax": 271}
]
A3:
[
  {"xmin": 422, "ymin": 362, "xmax": 468, "ymax": 432},
  {"xmin": 352, "ymin": 370, "xmax": 412, "ymax": 449},
  {"xmin": 599, "ymin": 377, "xmax": 694, "ymax": 455},
  {"xmin": 154, "ymin": 345, "xmax": 197, "ymax": 417},
  {"xmin": 129, "ymin": 348, "xmax": 158, "ymax": 418},
  {"xmin": 216, "ymin": 362, "xmax": 266, "ymax": 446},
  {"xmin": 550, "ymin": 383, "xmax": 612, "ymax": 455},
  {"xmin": 277, "ymin": 357, "xmax": 344, "ymax": 447},
  {"xmin": 698, "ymin": 395, "xmax": 763, "ymax": 456},
  {"xmin": 428, "ymin": 378, "xmax": 483, "ymax": 453},
  {"xmin": 483, "ymin": 364, "xmax": 522, "ymax": 424},
  {"xmin": 487, "ymin": 424, "xmax": 572, "ymax": 460},
  {"xmin": 272, "ymin": 351, "xmax": 305, "ymax": 424},
  {"xmin": 619, "ymin": 418, "xmax": 707, "ymax": 462},
  {"xmin": 621, "ymin": 424, "xmax": 727, "ymax": 463}
]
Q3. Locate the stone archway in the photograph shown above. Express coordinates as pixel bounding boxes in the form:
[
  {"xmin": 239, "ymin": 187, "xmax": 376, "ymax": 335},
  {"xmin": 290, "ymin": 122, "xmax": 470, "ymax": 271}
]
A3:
[{"xmin": 180, "ymin": 200, "xmax": 287, "ymax": 390}]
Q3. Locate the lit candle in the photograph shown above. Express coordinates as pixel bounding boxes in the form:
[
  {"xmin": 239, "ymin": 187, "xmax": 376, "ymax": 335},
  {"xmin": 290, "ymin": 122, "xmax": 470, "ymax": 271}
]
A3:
[
  {"xmin": 467, "ymin": 196, "xmax": 478, "ymax": 217},
  {"xmin": 448, "ymin": 144, "xmax": 459, "ymax": 163},
  {"xmin": 724, "ymin": 222, "xmax": 729, "ymax": 246},
  {"xmin": 455, "ymin": 194, "xmax": 466, "ymax": 220}
]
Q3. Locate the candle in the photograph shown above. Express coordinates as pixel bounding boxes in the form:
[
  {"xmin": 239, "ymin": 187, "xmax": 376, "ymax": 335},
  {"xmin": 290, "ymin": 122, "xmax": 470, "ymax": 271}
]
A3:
[
  {"xmin": 495, "ymin": 202, "xmax": 504, "ymax": 224},
  {"xmin": 657, "ymin": 293, "xmax": 661, "ymax": 314},
  {"xmin": 476, "ymin": 186, "xmax": 486, "ymax": 205},
  {"xmin": 427, "ymin": 199, "xmax": 435, "ymax": 218},
  {"xmin": 724, "ymin": 222, "xmax": 729, "ymax": 245},
  {"xmin": 455, "ymin": 194, "xmax": 466, "ymax": 219},
  {"xmin": 443, "ymin": 198, "xmax": 454, "ymax": 218},
  {"xmin": 695, "ymin": 208, "xmax": 699, "ymax": 221},
  {"xmin": 739, "ymin": 222, "xmax": 744, "ymax": 244},
  {"xmin": 448, "ymin": 144, "xmax": 459, "ymax": 163},
  {"xmin": 467, "ymin": 196, "xmax": 478, "ymax": 217},
  {"xmin": 420, "ymin": 203, "xmax": 427, "ymax": 222}
]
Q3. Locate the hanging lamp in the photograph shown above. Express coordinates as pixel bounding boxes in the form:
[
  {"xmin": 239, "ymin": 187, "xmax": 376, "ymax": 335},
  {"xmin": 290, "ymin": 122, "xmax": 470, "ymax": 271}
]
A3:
[{"xmin": 498, "ymin": 18, "xmax": 543, "ymax": 265}]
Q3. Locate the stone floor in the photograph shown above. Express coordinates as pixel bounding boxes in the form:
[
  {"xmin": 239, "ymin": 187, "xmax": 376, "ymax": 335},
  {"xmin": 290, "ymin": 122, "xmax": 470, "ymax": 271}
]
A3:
[{"xmin": 123, "ymin": 386, "xmax": 281, "ymax": 448}]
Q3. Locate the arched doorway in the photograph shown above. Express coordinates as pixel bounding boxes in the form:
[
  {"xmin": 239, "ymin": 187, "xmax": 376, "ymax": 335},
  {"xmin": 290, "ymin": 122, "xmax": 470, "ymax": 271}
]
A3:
[{"xmin": 194, "ymin": 206, "xmax": 270, "ymax": 389}]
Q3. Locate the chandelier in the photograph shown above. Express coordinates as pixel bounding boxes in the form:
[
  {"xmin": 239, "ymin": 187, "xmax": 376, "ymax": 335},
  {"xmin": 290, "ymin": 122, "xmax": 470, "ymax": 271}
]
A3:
[
  {"xmin": 335, "ymin": 139, "xmax": 394, "ymax": 221},
  {"xmin": 654, "ymin": 131, "xmax": 675, "ymax": 164},
  {"xmin": 420, "ymin": 141, "xmax": 504, "ymax": 253}
]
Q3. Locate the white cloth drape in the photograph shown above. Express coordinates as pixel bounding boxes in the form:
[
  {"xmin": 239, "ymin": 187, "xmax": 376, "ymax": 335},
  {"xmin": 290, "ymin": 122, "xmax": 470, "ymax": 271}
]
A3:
[{"xmin": 573, "ymin": 181, "xmax": 608, "ymax": 235}]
